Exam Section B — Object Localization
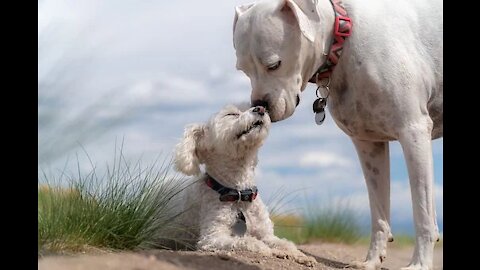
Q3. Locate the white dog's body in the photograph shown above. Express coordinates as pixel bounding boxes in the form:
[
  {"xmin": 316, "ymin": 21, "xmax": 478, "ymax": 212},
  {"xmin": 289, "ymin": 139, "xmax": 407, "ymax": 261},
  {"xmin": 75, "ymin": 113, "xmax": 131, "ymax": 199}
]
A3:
[
  {"xmin": 174, "ymin": 104, "xmax": 315, "ymax": 266},
  {"xmin": 233, "ymin": 0, "xmax": 442, "ymax": 269}
]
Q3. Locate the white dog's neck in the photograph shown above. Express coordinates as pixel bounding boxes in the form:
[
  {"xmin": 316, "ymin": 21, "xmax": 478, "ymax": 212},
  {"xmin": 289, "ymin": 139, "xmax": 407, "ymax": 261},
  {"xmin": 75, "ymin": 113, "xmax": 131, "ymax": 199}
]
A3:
[
  {"xmin": 305, "ymin": 0, "xmax": 338, "ymax": 86},
  {"xmin": 203, "ymin": 152, "xmax": 258, "ymax": 190}
]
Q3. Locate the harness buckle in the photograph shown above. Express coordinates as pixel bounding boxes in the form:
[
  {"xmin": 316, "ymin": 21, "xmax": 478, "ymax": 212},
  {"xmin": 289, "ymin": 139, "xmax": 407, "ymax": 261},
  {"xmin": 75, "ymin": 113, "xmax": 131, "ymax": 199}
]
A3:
[
  {"xmin": 334, "ymin": 16, "xmax": 352, "ymax": 37},
  {"xmin": 242, "ymin": 189, "xmax": 254, "ymax": 202}
]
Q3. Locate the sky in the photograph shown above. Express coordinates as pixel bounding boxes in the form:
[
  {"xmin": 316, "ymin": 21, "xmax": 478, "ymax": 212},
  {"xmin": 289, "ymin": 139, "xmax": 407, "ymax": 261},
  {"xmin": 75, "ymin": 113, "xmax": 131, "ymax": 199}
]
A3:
[{"xmin": 38, "ymin": 0, "xmax": 443, "ymax": 235}]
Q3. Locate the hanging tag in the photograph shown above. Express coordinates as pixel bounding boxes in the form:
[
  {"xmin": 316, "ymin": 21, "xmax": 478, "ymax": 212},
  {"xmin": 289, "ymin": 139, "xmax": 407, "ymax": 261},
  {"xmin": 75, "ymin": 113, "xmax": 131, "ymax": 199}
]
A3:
[
  {"xmin": 313, "ymin": 97, "xmax": 327, "ymax": 125},
  {"xmin": 315, "ymin": 110, "xmax": 326, "ymax": 125},
  {"xmin": 232, "ymin": 211, "xmax": 247, "ymax": 236}
]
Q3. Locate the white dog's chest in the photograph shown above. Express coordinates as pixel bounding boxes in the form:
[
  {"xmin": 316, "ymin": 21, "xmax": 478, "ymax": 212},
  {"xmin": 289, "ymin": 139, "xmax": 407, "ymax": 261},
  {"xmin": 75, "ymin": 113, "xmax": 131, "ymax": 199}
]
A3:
[
  {"xmin": 326, "ymin": 81, "xmax": 398, "ymax": 141},
  {"xmin": 329, "ymin": 108, "xmax": 397, "ymax": 141},
  {"xmin": 325, "ymin": 64, "xmax": 442, "ymax": 142}
]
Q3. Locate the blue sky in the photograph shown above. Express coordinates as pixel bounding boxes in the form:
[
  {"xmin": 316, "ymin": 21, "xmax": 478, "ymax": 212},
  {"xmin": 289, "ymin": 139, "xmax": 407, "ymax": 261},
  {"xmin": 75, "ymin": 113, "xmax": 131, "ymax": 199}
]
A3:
[{"xmin": 38, "ymin": 0, "xmax": 442, "ymax": 235}]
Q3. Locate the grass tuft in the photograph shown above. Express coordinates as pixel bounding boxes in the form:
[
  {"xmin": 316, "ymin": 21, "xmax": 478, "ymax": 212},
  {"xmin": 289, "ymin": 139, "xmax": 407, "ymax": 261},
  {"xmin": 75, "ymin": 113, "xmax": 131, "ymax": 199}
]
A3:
[
  {"xmin": 38, "ymin": 148, "xmax": 191, "ymax": 256},
  {"xmin": 272, "ymin": 197, "xmax": 363, "ymax": 245},
  {"xmin": 302, "ymin": 201, "xmax": 362, "ymax": 244}
]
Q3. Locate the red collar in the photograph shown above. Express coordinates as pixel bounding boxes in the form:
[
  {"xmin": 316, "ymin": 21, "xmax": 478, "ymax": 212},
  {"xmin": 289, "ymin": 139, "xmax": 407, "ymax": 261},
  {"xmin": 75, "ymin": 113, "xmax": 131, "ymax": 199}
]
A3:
[{"xmin": 309, "ymin": 0, "xmax": 353, "ymax": 83}]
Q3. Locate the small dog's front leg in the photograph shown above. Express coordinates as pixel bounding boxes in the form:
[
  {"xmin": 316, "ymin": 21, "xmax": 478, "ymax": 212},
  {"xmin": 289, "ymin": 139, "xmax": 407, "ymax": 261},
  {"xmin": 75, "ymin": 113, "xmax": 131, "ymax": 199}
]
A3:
[
  {"xmin": 262, "ymin": 236, "xmax": 316, "ymax": 267},
  {"xmin": 197, "ymin": 233, "xmax": 273, "ymax": 256},
  {"xmin": 197, "ymin": 207, "xmax": 273, "ymax": 256},
  {"xmin": 246, "ymin": 199, "xmax": 316, "ymax": 266}
]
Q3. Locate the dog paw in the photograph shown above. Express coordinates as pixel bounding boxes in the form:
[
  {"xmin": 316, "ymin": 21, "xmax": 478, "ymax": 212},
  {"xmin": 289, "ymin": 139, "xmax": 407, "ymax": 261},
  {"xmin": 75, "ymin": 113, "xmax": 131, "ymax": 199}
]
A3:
[
  {"xmin": 345, "ymin": 260, "xmax": 380, "ymax": 270},
  {"xmin": 293, "ymin": 253, "xmax": 317, "ymax": 267},
  {"xmin": 265, "ymin": 237, "xmax": 297, "ymax": 251},
  {"xmin": 256, "ymin": 248, "xmax": 273, "ymax": 257},
  {"xmin": 271, "ymin": 249, "xmax": 288, "ymax": 259},
  {"xmin": 400, "ymin": 264, "xmax": 430, "ymax": 270},
  {"xmin": 245, "ymin": 239, "xmax": 274, "ymax": 256},
  {"xmin": 271, "ymin": 249, "xmax": 316, "ymax": 267}
]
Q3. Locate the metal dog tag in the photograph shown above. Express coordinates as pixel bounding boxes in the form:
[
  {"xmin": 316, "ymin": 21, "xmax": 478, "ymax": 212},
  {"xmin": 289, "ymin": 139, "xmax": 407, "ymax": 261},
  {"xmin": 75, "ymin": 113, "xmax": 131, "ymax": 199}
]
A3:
[
  {"xmin": 232, "ymin": 211, "xmax": 247, "ymax": 236},
  {"xmin": 313, "ymin": 98, "xmax": 327, "ymax": 125}
]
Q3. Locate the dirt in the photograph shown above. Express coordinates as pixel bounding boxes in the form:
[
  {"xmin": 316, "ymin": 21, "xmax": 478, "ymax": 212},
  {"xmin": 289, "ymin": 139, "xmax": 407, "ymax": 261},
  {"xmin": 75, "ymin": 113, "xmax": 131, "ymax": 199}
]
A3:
[{"xmin": 38, "ymin": 242, "xmax": 443, "ymax": 270}]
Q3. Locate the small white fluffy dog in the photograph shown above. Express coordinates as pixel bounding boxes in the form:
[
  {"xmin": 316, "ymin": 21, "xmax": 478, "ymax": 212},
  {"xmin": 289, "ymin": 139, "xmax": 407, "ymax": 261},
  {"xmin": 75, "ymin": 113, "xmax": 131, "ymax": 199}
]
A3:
[{"xmin": 173, "ymin": 103, "xmax": 315, "ymax": 266}]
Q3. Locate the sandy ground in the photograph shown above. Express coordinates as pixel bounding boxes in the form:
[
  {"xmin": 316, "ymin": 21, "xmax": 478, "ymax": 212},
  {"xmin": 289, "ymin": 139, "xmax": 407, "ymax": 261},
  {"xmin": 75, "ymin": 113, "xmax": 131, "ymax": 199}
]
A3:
[{"xmin": 38, "ymin": 242, "xmax": 443, "ymax": 270}]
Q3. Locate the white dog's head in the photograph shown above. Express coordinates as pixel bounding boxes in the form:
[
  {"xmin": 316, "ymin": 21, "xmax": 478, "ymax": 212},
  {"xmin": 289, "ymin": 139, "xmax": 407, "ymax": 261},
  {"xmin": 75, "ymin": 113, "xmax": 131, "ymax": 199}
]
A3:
[
  {"xmin": 174, "ymin": 104, "xmax": 271, "ymax": 176},
  {"xmin": 233, "ymin": 0, "xmax": 329, "ymax": 122}
]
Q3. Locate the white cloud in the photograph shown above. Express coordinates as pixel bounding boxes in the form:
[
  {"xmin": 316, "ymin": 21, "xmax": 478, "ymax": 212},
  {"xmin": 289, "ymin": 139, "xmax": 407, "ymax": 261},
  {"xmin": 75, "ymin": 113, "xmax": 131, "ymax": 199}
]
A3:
[
  {"xmin": 126, "ymin": 75, "xmax": 210, "ymax": 106},
  {"xmin": 300, "ymin": 151, "xmax": 354, "ymax": 168}
]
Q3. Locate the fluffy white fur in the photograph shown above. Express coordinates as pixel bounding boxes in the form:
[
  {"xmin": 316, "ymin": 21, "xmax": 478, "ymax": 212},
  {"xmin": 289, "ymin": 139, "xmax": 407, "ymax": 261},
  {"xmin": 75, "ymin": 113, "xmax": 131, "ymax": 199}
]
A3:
[
  {"xmin": 233, "ymin": 0, "xmax": 442, "ymax": 269},
  {"xmin": 173, "ymin": 104, "xmax": 316, "ymax": 266}
]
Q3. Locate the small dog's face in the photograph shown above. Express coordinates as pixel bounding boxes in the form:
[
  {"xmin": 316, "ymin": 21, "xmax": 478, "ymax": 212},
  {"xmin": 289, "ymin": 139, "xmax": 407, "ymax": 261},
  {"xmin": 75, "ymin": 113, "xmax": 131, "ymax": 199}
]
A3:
[
  {"xmin": 174, "ymin": 104, "xmax": 271, "ymax": 175},
  {"xmin": 208, "ymin": 104, "xmax": 270, "ymax": 146}
]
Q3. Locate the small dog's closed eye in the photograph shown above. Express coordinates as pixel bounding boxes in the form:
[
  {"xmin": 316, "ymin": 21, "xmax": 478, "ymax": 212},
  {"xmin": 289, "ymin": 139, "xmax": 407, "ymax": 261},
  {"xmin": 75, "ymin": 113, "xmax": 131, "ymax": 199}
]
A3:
[{"xmin": 171, "ymin": 103, "xmax": 316, "ymax": 267}]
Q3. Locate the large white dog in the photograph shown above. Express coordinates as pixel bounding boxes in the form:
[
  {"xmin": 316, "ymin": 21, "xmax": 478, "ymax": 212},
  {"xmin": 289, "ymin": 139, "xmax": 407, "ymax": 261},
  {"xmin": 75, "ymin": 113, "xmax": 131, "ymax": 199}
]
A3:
[{"xmin": 232, "ymin": 0, "xmax": 442, "ymax": 269}]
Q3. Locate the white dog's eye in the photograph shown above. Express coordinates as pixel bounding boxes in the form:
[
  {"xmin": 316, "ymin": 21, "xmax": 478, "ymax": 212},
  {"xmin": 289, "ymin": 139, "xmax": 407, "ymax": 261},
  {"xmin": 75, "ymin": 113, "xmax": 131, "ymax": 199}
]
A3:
[
  {"xmin": 267, "ymin": 61, "xmax": 281, "ymax": 71},
  {"xmin": 225, "ymin": 113, "xmax": 240, "ymax": 117}
]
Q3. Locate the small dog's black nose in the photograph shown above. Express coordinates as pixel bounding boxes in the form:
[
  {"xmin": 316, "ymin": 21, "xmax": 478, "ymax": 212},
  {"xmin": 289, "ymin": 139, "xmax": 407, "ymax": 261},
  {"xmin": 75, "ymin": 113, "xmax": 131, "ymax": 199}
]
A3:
[
  {"xmin": 252, "ymin": 106, "xmax": 265, "ymax": 116},
  {"xmin": 252, "ymin": 100, "xmax": 269, "ymax": 111}
]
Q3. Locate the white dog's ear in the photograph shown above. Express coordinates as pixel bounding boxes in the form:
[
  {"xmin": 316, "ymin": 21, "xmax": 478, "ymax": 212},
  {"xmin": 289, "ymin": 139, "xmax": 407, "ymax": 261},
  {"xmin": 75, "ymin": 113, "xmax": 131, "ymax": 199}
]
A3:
[
  {"xmin": 233, "ymin": 3, "xmax": 255, "ymax": 34},
  {"xmin": 281, "ymin": 0, "xmax": 318, "ymax": 42},
  {"xmin": 174, "ymin": 124, "xmax": 205, "ymax": 176}
]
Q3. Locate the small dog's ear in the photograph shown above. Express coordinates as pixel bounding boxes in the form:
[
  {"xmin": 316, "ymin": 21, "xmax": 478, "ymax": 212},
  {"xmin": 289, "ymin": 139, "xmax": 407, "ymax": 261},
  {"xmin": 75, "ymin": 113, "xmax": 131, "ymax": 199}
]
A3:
[{"xmin": 174, "ymin": 124, "xmax": 205, "ymax": 176}]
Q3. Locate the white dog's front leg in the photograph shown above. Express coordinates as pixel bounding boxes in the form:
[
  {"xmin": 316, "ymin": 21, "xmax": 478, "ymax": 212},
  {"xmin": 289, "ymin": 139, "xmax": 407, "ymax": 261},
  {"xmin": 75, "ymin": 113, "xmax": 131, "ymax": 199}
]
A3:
[
  {"xmin": 351, "ymin": 139, "xmax": 392, "ymax": 270},
  {"xmin": 398, "ymin": 121, "xmax": 437, "ymax": 270}
]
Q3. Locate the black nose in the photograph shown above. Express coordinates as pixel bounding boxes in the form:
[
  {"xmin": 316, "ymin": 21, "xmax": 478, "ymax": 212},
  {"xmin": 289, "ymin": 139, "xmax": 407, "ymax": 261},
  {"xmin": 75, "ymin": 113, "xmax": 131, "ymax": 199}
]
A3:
[
  {"xmin": 252, "ymin": 106, "xmax": 265, "ymax": 116},
  {"xmin": 296, "ymin": 95, "xmax": 300, "ymax": 107},
  {"xmin": 252, "ymin": 100, "xmax": 269, "ymax": 111}
]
